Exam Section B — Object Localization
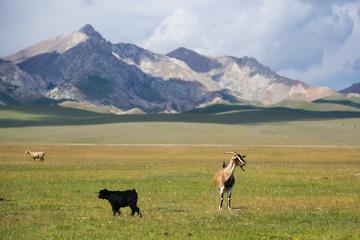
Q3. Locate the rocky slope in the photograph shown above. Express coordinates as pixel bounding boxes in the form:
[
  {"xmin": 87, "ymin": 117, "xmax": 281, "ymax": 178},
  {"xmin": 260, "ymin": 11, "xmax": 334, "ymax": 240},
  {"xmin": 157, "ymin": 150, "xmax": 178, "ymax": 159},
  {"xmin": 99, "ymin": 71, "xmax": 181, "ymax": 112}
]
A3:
[
  {"xmin": 167, "ymin": 48, "xmax": 335, "ymax": 105},
  {"xmin": 0, "ymin": 24, "xmax": 336, "ymax": 112},
  {"xmin": 0, "ymin": 59, "xmax": 46, "ymax": 104},
  {"xmin": 339, "ymin": 82, "xmax": 360, "ymax": 95}
]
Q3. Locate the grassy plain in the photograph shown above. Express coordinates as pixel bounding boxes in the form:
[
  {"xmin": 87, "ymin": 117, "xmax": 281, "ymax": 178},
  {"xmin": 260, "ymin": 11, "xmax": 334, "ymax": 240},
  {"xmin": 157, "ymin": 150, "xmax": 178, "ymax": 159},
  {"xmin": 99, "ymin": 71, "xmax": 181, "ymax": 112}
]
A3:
[
  {"xmin": 1, "ymin": 144, "xmax": 360, "ymax": 239},
  {"xmin": 0, "ymin": 104, "xmax": 360, "ymax": 239}
]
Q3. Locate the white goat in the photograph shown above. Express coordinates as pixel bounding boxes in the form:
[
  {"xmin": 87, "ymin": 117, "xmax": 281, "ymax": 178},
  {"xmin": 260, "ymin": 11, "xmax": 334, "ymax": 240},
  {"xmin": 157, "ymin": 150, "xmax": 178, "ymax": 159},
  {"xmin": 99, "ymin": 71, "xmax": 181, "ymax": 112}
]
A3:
[
  {"xmin": 213, "ymin": 152, "xmax": 246, "ymax": 210},
  {"xmin": 25, "ymin": 150, "xmax": 45, "ymax": 162}
]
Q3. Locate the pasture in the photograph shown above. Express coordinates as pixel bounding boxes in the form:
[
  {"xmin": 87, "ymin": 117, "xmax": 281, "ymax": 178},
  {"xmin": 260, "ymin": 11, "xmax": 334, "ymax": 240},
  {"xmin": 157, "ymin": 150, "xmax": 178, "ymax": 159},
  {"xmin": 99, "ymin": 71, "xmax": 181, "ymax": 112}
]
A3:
[
  {"xmin": 1, "ymin": 144, "xmax": 359, "ymax": 239},
  {"xmin": 1, "ymin": 103, "xmax": 360, "ymax": 239}
]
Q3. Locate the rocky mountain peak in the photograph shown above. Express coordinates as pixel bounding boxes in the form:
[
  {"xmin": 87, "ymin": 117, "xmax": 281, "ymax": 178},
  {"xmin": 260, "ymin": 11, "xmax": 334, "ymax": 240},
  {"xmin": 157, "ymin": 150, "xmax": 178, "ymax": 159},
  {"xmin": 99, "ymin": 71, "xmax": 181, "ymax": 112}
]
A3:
[{"xmin": 78, "ymin": 24, "xmax": 103, "ymax": 39}]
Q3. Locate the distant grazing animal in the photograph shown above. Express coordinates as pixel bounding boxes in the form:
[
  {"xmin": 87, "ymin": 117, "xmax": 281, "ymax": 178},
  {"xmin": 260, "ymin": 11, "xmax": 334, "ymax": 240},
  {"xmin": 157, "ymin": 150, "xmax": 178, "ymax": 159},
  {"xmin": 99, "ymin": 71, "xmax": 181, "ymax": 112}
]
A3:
[
  {"xmin": 25, "ymin": 150, "xmax": 45, "ymax": 162},
  {"xmin": 98, "ymin": 188, "xmax": 142, "ymax": 217},
  {"xmin": 213, "ymin": 152, "xmax": 246, "ymax": 210}
]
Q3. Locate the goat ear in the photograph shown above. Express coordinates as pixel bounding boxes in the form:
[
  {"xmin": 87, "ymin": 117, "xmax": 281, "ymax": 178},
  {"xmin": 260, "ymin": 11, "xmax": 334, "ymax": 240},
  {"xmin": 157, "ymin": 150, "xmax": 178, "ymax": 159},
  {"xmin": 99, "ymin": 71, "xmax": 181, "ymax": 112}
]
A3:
[{"xmin": 242, "ymin": 155, "xmax": 246, "ymax": 159}]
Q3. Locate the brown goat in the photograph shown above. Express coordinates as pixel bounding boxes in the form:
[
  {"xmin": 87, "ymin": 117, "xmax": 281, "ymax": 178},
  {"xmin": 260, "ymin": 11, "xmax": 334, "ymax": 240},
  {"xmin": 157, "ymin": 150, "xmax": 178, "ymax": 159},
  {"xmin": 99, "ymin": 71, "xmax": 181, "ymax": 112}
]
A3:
[{"xmin": 213, "ymin": 152, "xmax": 246, "ymax": 210}]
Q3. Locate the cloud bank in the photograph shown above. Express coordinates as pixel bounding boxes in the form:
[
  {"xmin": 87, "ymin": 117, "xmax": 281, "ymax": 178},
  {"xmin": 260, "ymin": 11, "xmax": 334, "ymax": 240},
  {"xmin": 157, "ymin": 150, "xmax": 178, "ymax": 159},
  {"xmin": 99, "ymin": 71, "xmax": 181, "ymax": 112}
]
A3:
[
  {"xmin": 141, "ymin": 0, "xmax": 359, "ymax": 89},
  {"xmin": 0, "ymin": 0, "xmax": 359, "ymax": 90}
]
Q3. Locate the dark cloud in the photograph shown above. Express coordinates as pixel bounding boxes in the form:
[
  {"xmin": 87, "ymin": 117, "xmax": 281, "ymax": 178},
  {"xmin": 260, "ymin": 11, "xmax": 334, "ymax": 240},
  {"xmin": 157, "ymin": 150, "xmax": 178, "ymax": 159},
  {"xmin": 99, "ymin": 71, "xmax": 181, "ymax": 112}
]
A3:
[{"xmin": 351, "ymin": 59, "xmax": 360, "ymax": 71}]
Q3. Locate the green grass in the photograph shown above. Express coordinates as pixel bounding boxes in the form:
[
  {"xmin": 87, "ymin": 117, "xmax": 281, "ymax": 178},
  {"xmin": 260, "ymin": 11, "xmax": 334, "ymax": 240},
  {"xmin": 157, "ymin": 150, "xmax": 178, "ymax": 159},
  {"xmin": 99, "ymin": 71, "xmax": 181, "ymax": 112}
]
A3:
[{"xmin": 1, "ymin": 145, "xmax": 360, "ymax": 239}]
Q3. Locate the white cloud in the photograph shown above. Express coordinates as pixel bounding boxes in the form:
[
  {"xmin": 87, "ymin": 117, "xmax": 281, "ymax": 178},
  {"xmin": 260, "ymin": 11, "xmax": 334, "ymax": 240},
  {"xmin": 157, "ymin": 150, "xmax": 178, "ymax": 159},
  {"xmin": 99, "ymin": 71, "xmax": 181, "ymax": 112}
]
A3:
[
  {"xmin": 142, "ymin": 0, "xmax": 354, "ymax": 69},
  {"xmin": 140, "ymin": 0, "xmax": 359, "ymax": 89},
  {"xmin": 141, "ymin": 7, "xmax": 201, "ymax": 53},
  {"xmin": 278, "ymin": 1, "xmax": 360, "ymax": 89}
]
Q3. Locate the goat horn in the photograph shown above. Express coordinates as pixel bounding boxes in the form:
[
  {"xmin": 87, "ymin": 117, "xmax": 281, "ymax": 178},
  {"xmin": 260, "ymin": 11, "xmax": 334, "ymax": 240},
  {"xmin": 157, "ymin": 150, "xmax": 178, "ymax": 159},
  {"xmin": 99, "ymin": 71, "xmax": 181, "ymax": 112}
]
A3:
[
  {"xmin": 226, "ymin": 152, "xmax": 246, "ymax": 164},
  {"xmin": 225, "ymin": 152, "xmax": 237, "ymax": 155},
  {"xmin": 238, "ymin": 155, "xmax": 246, "ymax": 164}
]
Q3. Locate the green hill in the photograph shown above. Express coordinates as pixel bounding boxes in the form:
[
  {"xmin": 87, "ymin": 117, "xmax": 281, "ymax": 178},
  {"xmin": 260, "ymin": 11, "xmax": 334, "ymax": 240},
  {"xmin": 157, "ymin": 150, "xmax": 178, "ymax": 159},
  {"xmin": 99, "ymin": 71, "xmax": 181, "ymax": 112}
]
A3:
[
  {"xmin": 1, "ymin": 101, "xmax": 360, "ymax": 128},
  {"xmin": 0, "ymin": 101, "xmax": 359, "ymax": 145},
  {"xmin": 273, "ymin": 96, "xmax": 360, "ymax": 112}
]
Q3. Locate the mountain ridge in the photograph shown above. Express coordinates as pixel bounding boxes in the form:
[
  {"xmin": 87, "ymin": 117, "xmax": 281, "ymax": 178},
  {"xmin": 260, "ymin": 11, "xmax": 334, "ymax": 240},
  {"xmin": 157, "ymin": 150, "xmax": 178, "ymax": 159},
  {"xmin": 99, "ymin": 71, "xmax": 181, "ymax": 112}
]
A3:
[
  {"xmin": 339, "ymin": 82, "xmax": 360, "ymax": 95},
  {"xmin": 0, "ymin": 24, "xmax": 337, "ymax": 113},
  {"xmin": 167, "ymin": 47, "xmax": 334, "ymax": 105}
]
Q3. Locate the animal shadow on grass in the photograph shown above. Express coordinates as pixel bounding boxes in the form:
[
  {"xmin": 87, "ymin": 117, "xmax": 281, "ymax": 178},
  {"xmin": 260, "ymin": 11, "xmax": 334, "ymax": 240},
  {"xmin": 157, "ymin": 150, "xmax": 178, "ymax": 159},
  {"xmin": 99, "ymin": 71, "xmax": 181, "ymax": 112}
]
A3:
[{"xmin": 229, "ymin": 206, "xmax": 245, "ymax": 211}]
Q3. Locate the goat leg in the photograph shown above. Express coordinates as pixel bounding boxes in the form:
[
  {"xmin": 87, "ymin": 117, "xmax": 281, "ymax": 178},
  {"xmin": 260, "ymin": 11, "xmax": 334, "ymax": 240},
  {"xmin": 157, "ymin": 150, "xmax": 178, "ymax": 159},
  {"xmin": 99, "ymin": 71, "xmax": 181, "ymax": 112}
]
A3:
[
  {"xmin": 227, "ymin": 189, "xmax": 233, "ymax": 210},
  {"xmin": 130, "ymin": 204, "xmax": 142, "ymax": 217},
  {"xmin": 219, "ymin": 192, "xmax": 224, "ymax": 210},
  {"xmin": 112, "ymin": 207, "xmax": 121, "ymax": 216}
]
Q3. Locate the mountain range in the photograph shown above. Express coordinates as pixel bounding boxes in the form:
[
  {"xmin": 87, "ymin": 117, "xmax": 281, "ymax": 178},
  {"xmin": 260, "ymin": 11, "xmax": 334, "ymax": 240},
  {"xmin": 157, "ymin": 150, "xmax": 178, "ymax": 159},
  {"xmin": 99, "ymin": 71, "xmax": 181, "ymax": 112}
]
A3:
[
  {"xmin": 339, "ymin": 83, "xmax": 360, "ymax": 95},
  {"xmin": 0, "ymin": 24, "xmax": 346, "ymax": 113}
]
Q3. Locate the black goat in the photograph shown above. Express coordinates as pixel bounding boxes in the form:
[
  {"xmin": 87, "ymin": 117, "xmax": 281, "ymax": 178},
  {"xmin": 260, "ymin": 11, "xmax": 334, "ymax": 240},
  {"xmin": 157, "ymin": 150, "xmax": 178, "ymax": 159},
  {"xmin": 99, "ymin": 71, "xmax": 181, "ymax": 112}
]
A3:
[{"xmin": 98, "ymin": 188, "xmax": 142, "ymax": 217}]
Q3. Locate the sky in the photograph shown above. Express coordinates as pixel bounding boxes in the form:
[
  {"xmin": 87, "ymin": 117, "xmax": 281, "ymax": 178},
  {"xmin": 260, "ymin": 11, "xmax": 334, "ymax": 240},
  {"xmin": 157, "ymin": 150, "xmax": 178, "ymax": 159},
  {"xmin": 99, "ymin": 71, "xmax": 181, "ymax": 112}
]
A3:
[{"xmin": 0, "ymin": 0, "xmax": 359, "ymax": 91}]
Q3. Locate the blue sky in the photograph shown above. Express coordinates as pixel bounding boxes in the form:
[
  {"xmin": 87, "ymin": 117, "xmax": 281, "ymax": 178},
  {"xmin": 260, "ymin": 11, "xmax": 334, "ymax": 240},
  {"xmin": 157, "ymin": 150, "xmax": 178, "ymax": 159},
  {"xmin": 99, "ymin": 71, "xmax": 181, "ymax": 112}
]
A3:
[{"xmin": 0, "ymin": 0, "xmax": 359, "ymax": 90}]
